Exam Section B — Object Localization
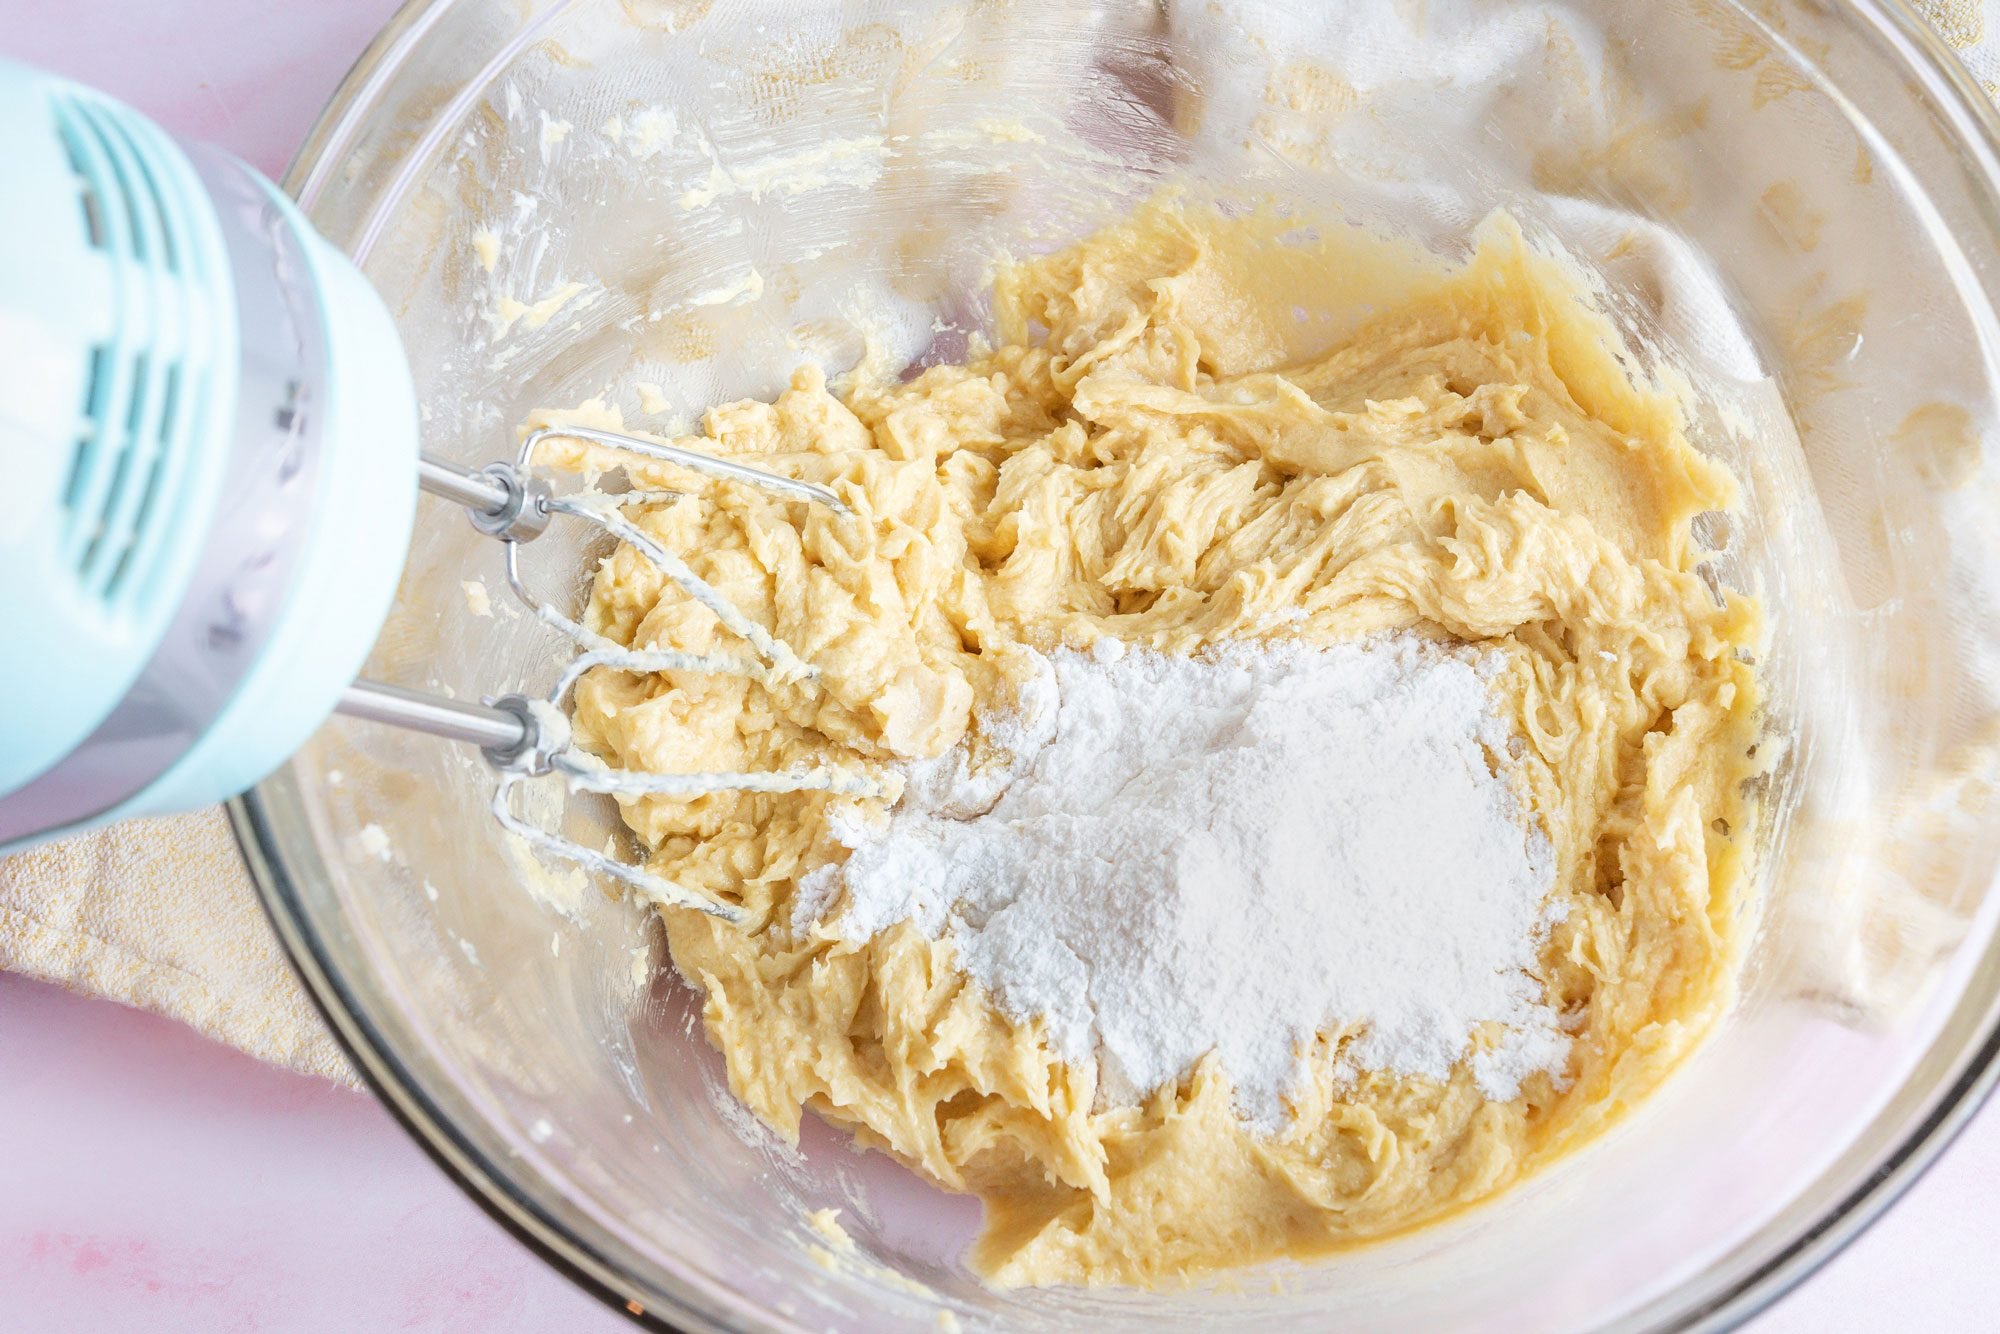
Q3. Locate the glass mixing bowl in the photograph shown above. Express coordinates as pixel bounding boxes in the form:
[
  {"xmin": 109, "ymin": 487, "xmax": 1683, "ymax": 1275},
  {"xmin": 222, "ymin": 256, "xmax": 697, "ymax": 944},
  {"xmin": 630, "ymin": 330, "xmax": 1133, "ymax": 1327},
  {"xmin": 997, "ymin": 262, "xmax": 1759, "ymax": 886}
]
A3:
[{"xmin": 234, "ymin": 0, "xmax": 2000, "ymax": 1328}]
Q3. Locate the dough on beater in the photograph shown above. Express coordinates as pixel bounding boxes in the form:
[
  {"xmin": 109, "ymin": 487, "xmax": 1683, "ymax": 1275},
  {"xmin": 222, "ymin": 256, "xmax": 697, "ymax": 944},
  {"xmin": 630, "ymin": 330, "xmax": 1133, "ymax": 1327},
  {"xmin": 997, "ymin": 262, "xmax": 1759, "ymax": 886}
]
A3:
[{"xmin": 550, "ymin": 201, "xmax": 1763, "ymax": 1288}]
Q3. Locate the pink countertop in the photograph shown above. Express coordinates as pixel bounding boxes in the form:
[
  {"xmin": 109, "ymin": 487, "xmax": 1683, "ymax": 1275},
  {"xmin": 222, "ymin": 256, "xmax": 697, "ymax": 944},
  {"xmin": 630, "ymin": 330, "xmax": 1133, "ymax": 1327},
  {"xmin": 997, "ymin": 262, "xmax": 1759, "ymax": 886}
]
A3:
[{"xmin": 4, "ymin": 2, "xmax": 1998, "ymax": 1329}]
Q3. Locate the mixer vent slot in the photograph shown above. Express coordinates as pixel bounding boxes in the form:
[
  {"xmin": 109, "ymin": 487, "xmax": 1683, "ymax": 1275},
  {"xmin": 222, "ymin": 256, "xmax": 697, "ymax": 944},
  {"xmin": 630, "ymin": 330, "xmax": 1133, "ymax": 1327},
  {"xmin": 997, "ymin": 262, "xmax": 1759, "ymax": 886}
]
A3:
[
  {"xmin": 58, "ymin": 112, "xmax": 108, "ymax": 251},
  {"xmin": 79, "ymin": 176, "xmax": 107, "ymax": 249},
  {"xmin": 50, "ymin": 90, "xmax": 207, "ymax": 608},
  {"xmin": 61, "ymin": 347, "xmax": 109, "ymax": 517}
]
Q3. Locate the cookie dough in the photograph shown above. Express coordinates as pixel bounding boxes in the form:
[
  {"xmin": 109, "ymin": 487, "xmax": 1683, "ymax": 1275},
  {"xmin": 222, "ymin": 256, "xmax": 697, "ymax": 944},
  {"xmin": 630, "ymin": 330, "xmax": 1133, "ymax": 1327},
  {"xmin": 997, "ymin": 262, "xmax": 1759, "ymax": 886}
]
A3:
[{"xmin": 544, "ymin": 201, "xmax": 1763, "ymax": 1287}]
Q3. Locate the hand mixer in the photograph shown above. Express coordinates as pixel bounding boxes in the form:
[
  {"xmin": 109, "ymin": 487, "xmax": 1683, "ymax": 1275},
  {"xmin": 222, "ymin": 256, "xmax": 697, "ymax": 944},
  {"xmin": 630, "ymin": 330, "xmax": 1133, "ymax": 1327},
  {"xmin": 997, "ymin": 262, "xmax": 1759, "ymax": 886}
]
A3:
[{"xmin": 0, "ymin": 62, "xmax": 886, "ymax": 922}]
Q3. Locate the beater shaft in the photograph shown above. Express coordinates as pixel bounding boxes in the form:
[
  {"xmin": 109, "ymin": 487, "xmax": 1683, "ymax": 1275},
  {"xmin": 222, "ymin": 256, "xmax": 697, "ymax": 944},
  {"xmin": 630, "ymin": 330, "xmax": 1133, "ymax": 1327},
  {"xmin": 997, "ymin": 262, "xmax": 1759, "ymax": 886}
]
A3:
[
  {"xmin": 417, "ymin": 454, "xmax": 552, "ymax": 542},
  {"xmin": 337, "ymin": 681, "xmax": 532, "ymax": 756},
  {"xmin": 416, "ymin": 456, "xmax": 513, "ymax": 515}
]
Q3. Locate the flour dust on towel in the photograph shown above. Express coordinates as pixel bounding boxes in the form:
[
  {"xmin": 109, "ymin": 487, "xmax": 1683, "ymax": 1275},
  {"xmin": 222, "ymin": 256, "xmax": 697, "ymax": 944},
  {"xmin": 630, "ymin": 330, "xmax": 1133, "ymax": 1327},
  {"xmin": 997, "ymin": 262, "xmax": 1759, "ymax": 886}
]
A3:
[{"xmin": 794, "ymin": 633, "xmax": 1568, "ymax": 1131}]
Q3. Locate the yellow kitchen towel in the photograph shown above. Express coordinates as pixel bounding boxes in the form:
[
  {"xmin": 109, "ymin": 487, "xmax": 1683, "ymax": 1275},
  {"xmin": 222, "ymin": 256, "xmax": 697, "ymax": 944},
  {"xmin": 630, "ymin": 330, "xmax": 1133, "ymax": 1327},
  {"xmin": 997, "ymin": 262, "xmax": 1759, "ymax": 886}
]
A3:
[
  {"xmin": 0, "ymin": 809, "xmax": 356, "ymax": 1085},
  {"xmin": 0, "ymin": 2, "xmax": 1991, "ymax": 1090}
]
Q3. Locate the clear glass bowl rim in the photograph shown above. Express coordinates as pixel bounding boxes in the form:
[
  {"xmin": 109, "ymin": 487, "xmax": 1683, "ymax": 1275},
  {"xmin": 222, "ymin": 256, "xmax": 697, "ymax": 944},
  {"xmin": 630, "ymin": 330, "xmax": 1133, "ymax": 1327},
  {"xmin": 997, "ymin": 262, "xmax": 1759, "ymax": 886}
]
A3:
[{"xmin": 234, "ymin": 1, "xmax": 2000, "ymax": 1328}]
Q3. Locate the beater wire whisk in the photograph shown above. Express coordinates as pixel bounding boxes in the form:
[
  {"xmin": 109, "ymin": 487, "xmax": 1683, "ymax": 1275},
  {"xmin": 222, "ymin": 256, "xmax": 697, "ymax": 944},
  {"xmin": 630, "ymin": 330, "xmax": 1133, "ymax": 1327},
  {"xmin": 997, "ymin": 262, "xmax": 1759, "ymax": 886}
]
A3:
[{"xmin": 337, "ymin": 427, "xmax": 892, "ymax": 925}]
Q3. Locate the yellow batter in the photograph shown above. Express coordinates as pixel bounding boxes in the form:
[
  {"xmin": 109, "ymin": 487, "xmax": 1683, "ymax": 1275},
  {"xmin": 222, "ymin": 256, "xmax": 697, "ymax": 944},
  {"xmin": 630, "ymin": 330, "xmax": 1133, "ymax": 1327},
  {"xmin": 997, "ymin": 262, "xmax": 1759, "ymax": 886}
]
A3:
[{"xmin": 542, "ymin": 201, "xmax": 1763, "ymax": 1287}]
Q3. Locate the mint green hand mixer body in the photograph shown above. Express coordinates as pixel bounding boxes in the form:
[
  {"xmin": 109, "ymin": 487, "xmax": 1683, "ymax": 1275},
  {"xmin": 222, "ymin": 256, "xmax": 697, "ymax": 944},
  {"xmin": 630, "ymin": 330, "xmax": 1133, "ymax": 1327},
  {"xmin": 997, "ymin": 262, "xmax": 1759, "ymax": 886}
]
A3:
[{"xmin": 0, "ymin": 62, "xmax": 872, "ymax": 920}]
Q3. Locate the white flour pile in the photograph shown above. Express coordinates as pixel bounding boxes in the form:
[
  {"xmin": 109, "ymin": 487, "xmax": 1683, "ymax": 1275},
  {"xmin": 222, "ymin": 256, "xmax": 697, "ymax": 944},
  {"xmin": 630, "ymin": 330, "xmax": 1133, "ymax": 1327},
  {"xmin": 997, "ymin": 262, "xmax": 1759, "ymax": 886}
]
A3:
[{"xmin": 794, "ymin": 635, "xmax": 1568, "ymax": 1130}]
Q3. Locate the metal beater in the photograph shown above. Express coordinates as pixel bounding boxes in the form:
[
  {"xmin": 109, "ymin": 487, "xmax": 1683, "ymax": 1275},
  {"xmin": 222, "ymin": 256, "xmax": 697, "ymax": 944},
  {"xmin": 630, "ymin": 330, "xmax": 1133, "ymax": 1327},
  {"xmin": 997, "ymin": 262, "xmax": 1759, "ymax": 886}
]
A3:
[{"xmin": 346, "ymin": 428, "xmax": 890, "ymax": 924}]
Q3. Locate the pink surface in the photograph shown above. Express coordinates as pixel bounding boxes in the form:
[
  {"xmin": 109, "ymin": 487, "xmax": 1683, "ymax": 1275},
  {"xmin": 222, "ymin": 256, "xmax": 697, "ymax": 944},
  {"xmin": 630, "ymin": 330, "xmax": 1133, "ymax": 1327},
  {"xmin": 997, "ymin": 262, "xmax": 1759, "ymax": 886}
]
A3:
[
  {"xmin": 0, "ymin": 974, "xmax": 617, "ymax": 1333},
  {"xmin": 2, "ymin": 1, "xmax": 1998, "ymax": 1329}
]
